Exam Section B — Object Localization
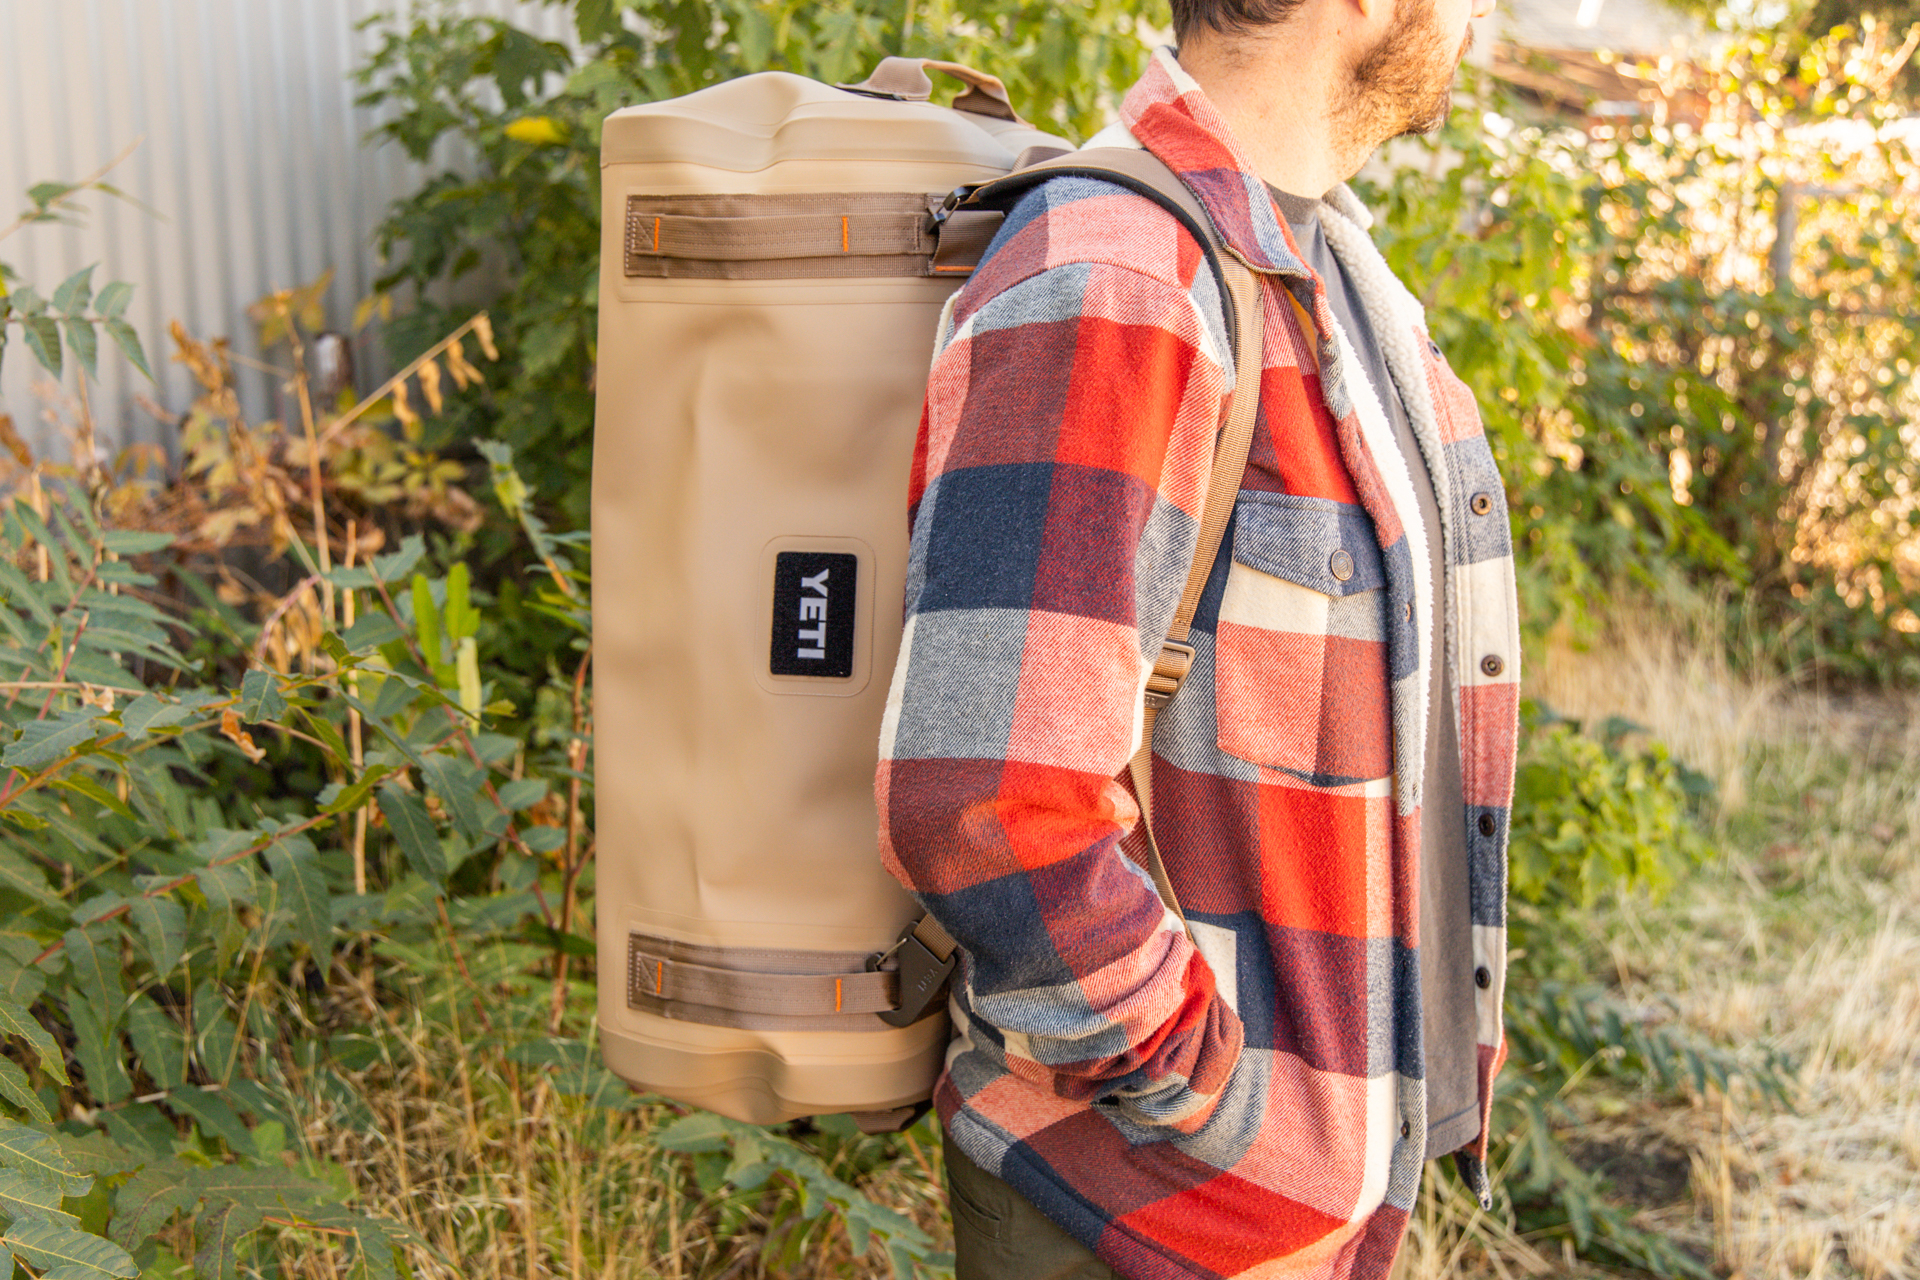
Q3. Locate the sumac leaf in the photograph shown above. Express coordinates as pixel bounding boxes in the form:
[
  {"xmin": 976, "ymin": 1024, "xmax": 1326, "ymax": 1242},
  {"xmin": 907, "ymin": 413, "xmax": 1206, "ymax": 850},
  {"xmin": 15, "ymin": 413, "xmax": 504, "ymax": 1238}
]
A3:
[
  {"xmin": 0, "ymin": 1118, "xmax": 89, "ymax": 1196},
  {"xmin": 3, "ymin": 708, "xmax": 107, "ymax": 770},
  {"xmin": 65, "ymin": 995, "xmax": 130, "ymax": 1105},
  {"xmin": 49, "ymin": 265, "xmax": 95, "ymax": 316},
  {"xmin": 3, "ymin": 1215, "xmax": 140, "ymax": 1279},
  {"xmin": 0, "ymin": 995, "xmax": 66, "ymax": 1085},
  {"xmin": 375, "ymin": 784, "xmax": 444, "ymax": 883},
  {"xmin": 22, "ymin": 316, "xmax": 60, "ymax": 378},
  {"xmin": 128, "ymin": 895, "xmax": 185, "ymax": 976},
  {"xmin": 61, "ymin": 925, "xmax": 122, "ymax": 1020},
  {"xmin": 238, "ymin": 669, "xmax": 288, "ymax": 723},
  {"xmin": 109, "ymin": 1162, "xmax": 198, "ymax": 1250},
  {"xmin": 0, "ymin": 1057, "xmax": 49, "ymax": 1122},
  {"xmin": 61, "ymin": 319, "xmax": 98, "ymax": 380},
  {"xmin": 421, "ymin": 754, "xmax": 485, "ymax": 844},
  {"xmin": 93, "ymin": 281, "xmax": 133, "ymax": 319},
  {"xmin": 125, "ymin": 995, "xmax": 186, "ymax": 1091},
  {"xmin": 265, "ymin": 837, "xmax": 331, "ymax": 964},
  {"xmin": 103, "ymin": 319, "xmax": 152, "ymax": 380},
  {"xmin": 0, "ymin": 1165, "xmax": 74, "ymax": 1225}
]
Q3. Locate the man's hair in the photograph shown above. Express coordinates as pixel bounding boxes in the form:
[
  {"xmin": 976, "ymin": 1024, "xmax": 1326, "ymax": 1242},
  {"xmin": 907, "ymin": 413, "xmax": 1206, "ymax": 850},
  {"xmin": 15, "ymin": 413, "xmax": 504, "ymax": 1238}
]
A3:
[{"xmin": 1168, "ymin": 0, "xmax": 1310, "ymax": 44}]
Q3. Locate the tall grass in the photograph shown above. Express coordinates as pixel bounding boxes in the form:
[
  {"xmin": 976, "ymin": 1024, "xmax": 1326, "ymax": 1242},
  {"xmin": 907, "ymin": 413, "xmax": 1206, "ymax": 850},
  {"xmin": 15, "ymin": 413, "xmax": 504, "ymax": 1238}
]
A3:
[
  {"xmin": 1395, "ymin": 597, "xmax": 1920, "ymax": 1280},
  {"xmin": 1525, "ymin": 598, "xmax": 1786, "ymax": 816},
  {"xmin": 271, "ymin": 935, "xmax": 950, "ymax": 1280}
]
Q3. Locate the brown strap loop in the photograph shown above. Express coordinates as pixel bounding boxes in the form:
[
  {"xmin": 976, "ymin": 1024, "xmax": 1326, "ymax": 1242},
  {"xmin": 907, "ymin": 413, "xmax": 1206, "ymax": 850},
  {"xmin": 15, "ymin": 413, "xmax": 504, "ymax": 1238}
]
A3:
[
  {"xmin": 628, "ymin": 940, "xmax": 898, "ymax": 1017},
  {"xmin": 837, "ymin": 56, "xmax": 1023, "ymax": 122},
  {"xmin": 633, "ymin": 210, "xmax": 933, "ymax": 262}
]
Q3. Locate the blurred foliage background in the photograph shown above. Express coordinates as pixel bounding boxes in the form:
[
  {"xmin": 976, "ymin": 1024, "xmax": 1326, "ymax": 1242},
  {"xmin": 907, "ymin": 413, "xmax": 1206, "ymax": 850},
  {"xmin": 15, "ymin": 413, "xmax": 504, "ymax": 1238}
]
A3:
[{"xmin": 0, "ymin": 0, "xmax": 1915, "ymax": 1276}]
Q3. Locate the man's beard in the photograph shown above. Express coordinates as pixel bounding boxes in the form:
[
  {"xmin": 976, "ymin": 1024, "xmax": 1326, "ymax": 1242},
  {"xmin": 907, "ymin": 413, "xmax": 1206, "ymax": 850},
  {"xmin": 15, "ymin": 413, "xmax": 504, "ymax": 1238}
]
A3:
[{"xmin": 1335, "ymin": 1, "xmax": 1472, "ymax": 148}]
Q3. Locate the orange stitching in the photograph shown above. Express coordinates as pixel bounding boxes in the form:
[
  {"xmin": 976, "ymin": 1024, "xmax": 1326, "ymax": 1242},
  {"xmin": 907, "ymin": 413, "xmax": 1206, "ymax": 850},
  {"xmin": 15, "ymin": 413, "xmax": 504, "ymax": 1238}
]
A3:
[
  {"xmin": 652, "ymin": 216, "xmax": 661, "ymax": 252},
  {"xmin": 655, "ymin": 960, "xmax": 664, "ymax": 993},
  {"xmin": 841, "ymin": 216, "xmax": 850, "ymax": 253},
  {"xmin": 834, "ymin": 978, "xmax": 843, "ymax": 1012}
]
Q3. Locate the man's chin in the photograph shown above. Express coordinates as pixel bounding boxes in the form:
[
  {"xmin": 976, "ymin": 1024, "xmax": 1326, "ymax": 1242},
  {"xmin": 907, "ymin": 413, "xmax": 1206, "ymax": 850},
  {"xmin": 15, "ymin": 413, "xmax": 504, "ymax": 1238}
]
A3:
[{"xmin": 1401, "ymin": 79, "xmax": 1460, "ymax": 138}]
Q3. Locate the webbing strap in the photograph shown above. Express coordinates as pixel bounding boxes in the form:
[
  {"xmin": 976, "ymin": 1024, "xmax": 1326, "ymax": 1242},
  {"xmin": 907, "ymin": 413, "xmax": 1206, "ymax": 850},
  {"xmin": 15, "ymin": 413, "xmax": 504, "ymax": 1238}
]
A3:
[
  {"xmin": 642, "ymin": 211, "xmax": 931, "ymax": 261},
  {"xmin": 1129, "ymin": 252, "xmax": 1266, "ymax": 932},
  {"xmin": 910, "ymin": 912, "xmax": 956, "ymax": 960},
  {"xmin": 628, "ymin": 941, "xmax": 898, "ymax": 1017},
  {"xmin": 625, "ymin": 192, "xmax": 942, "ymax": 279}
]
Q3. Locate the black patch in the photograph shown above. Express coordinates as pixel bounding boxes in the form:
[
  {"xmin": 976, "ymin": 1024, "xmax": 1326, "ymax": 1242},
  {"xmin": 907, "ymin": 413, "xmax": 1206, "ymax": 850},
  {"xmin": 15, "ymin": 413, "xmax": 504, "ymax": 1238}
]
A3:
[{"xmin": 769, "ymin": 551, "xmax": 858, "ymax": 677}]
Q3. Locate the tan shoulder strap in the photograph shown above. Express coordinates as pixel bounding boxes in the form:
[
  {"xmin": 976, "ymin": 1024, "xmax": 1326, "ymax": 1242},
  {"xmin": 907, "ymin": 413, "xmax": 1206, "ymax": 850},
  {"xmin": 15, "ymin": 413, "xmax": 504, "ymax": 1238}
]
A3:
[{"xmin": 1130, "ymin": 255, "xmax": 1264, "ymax": 932}]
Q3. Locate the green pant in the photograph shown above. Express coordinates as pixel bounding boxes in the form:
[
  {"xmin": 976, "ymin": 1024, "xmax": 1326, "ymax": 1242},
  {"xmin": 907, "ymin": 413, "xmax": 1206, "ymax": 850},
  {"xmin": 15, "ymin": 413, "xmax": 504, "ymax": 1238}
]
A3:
[{"xmin": 944, "ymin": 1140, "xmax": 1120, "ymax": 1280}]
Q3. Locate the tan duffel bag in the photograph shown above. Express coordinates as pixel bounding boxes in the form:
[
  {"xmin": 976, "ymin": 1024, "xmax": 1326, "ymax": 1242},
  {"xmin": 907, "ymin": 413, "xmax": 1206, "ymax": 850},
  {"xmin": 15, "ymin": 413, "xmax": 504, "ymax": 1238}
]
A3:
[{"xmin": 592, "ymin": 57, "xmax": 1259, "ymax": 1131}]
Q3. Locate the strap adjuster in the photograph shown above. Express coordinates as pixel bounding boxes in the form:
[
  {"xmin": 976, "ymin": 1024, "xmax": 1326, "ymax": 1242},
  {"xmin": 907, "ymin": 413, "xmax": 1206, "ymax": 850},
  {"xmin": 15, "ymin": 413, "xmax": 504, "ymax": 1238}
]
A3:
[
  {"xmin": 868, "ymin": 919, "xmax": 957, "ymax": 1028},
  {"xmin": 1143, "ymin": 640, "xmax": 1196, "ymax": 710}
]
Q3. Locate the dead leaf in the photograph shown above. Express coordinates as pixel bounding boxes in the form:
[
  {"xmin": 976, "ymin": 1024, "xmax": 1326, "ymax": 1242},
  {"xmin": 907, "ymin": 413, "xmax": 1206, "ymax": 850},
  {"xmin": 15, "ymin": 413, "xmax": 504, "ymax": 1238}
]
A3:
[
  {"xmin": 471, "ymin": 313, "xmax": 499, "ymax": 361},
  {"xmin": 445, "ymin": 339, "xmax": 484, "ymax": 389},
  {"xmin": 221, "ymin": 709, "xmax": 266, "ymax": 763},
  {"xmin": 0, "ymin": 413, "xmax": 33, "ymax": 468},
  {"xmin": 418, "ymin": 358, "xmax": 444, "ymax": 413},
  {"xmin": 393, "ymin": 379, "xmax": 419, "ymax": 439}
]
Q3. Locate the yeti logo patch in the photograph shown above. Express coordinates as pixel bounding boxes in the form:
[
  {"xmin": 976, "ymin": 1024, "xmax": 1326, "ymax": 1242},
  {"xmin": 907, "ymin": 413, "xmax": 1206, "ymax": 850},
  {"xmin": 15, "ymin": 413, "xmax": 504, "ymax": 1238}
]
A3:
[{"xmin": 769, "ymin": 552, "xmax": 857, "ymax": 677}]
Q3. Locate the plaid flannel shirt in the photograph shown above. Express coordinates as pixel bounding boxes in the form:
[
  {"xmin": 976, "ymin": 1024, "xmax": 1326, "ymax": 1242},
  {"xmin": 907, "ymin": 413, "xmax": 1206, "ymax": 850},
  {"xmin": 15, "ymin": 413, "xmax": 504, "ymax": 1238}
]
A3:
[{"xmin": 876, "ymin": 49, "xmax": 1521, "ymax": 1280}]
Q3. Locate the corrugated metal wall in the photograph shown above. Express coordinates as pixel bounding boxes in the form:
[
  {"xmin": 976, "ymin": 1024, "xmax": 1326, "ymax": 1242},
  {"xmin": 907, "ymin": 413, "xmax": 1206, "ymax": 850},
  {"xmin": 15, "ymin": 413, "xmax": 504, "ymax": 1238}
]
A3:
[{"xmin": 0, "ymin": 0, "xmax": 575, "ymax": 463}]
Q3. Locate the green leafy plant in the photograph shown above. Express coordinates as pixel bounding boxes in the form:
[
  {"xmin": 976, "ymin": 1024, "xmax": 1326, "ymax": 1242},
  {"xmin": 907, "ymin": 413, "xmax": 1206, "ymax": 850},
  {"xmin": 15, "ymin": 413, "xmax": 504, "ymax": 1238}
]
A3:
[
  {"xmin": 1508, "ymin": 707, "xmax": 1715, "ymax": 956},
  {"xmin": 1366, "ymin": 24, "xmax": 1920, "ymax": 681},
  {"xmin": 656, "ymin": 1112, "xmax": 950, "ymax": 1277}
]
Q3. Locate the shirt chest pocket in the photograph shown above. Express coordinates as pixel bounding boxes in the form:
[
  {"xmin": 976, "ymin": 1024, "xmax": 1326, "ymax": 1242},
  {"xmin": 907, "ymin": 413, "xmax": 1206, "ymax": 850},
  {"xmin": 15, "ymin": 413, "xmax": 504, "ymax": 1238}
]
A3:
[{"xmin": 1212, "ymin": 493, "xmax": 1395, "ymax": 784}]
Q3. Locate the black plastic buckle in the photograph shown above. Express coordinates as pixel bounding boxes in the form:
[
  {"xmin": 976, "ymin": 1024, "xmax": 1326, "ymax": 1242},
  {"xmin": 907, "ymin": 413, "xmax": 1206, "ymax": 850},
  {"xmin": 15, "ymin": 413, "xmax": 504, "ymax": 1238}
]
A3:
[
  {"xmin": 930, "ymin": 183, "xmax": 983, "ymax": 228},
  {"xmin": 867, "ymin": 922, "xmax": 957, "ymax": 1027}
]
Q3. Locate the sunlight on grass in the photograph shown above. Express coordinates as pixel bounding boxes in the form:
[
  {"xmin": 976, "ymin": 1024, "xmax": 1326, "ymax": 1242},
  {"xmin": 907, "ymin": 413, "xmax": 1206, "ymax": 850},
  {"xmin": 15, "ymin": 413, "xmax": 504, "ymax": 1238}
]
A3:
[{"xmin": 1396, "ymin": 599, "xmax": 1920, "ymax": 1280}]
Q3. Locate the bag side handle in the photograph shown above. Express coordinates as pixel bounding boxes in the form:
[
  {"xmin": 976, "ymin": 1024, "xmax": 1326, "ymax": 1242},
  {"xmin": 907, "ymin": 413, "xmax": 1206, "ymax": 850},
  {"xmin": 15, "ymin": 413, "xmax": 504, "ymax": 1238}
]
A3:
[{"xmin": 838, "ymin": 56, "xmax": 1023, "ymax": 123}]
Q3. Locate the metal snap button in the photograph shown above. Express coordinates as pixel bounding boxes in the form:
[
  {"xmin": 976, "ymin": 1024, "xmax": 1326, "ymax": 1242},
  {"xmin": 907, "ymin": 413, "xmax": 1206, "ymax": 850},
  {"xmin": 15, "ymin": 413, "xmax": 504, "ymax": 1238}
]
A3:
[
  {"xmin": 1477, "ymin": 813, "xmax": 1497, "ymax": 837},
  {"xmin": 1470, "ymin": 492, "xmax": 1494, "ymax": 516},
  {"xmin": 1400, "ymin": 1119, "xmax": 1411, "ymax": 1139},
  {"xmin": 1480, "ymin": 654, "xmax": 1504, "ymax": 677},
  {"xmin": 1329, "ymin": 549, "xmax": 1355, "ymax": 582},
  {"xmin": 1474, "ymin": 966, "xmax": 1492, "ymax": 990}
]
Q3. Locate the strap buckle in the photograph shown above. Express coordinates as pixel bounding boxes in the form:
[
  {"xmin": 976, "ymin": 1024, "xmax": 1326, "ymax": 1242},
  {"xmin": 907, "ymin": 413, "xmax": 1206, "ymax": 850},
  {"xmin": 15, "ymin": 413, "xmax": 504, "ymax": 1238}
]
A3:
[
  {"xmin": 1143, "ymin": 640, "xmax": 1196, "ymax": 711},
  {"xmin": 867, "ymin": 920, "xmax": 957, "ymax": 1028},
  {"xmin": 930, "ymin": 183, "xmax": 986, "ymax": 228}
]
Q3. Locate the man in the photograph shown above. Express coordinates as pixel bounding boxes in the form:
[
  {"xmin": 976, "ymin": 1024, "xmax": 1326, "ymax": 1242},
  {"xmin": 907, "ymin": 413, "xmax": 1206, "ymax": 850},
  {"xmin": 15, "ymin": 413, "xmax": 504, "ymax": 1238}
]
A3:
[{"xmin": 875, "ymin": 0, "xmax": 1518, "ymax": 1275}]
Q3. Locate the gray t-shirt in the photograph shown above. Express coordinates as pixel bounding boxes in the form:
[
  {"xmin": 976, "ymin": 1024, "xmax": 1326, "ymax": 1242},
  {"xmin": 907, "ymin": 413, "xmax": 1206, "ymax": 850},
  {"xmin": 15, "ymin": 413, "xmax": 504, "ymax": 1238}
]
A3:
[{"xmin": 1268, "ymin": 186, "xmax": 1481, "ymax": 1160}]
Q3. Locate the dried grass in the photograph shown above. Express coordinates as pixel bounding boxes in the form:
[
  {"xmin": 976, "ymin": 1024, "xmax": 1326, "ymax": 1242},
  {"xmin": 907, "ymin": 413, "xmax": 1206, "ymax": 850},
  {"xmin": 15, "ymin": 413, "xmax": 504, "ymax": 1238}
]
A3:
[
  {"xmin": 1525, "ymin": 599, "xmax": 1786, "ymax": 814},
  {"xmin": 266, "ymin": 955, "xmax": 950, "ymax": 1280},
  {"xmin": 1420, "ymin": 599, "xmax": 1920, "ymax": 1280}
]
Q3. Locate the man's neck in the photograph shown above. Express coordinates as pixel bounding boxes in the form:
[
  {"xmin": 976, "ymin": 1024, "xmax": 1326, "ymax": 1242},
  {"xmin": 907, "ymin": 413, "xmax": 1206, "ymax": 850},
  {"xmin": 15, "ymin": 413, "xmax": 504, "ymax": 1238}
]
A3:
[{"xmin": 1175, "ymin": 23, "xmax": 1373, "ymax": 201}]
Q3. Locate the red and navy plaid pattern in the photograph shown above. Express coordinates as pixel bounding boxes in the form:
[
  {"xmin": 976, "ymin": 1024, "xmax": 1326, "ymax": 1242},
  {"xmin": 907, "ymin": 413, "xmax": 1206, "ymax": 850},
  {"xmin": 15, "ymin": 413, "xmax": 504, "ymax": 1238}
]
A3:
[{"xmin": 876, "ymin": 48, "xmax": 1520, "ymax": 1280}]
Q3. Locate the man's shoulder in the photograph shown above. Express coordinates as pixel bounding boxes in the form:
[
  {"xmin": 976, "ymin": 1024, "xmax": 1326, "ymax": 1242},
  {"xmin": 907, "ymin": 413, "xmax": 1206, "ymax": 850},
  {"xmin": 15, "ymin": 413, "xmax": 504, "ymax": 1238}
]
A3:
[{"xmin": 971, "ymin": 166, "xmax": 1213, "ymax": 292}]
